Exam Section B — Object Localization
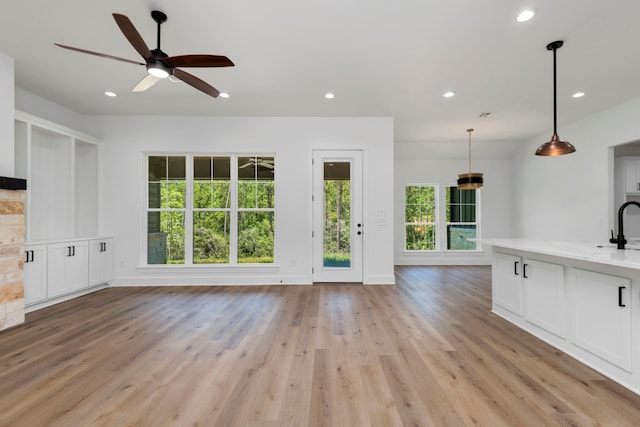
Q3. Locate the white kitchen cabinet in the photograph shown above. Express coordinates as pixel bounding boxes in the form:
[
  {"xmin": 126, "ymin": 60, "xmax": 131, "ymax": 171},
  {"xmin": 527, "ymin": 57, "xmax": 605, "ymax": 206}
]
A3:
[
  {"xmin": 89, "ymin": 238, "xmax": 113, "ymax": 286},
  {"xmin": 624, "ymin": 158, "xmax": 640, "ymax": 194},
  {"xmin": 23, "ymin": 244, "xmax": 48, "ymax": 305},
  {"xmin": 523, "ymin": 259, "xmax": 565, "ymax": 338},
  {"xmin": 493, "ymin": 252, "xmax": 523, "ymax": 315},
  {"xmin": 569, "ymin": 268, "xmax": 632, "ymax": 372},
  {"xmin": 47, "ymin": 241, "xmax": 89, "ymax": 298},
  {"xmin": 494, "ymin": 253, "xmax": 565, "ymax": 336}
]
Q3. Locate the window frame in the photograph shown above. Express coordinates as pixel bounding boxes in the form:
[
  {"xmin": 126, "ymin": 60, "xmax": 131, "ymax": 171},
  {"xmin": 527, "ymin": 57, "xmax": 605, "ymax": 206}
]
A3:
[
  {"xmin": 144, "ymin": 152, "xmax": 276, "ymax": 267},
  {"xmin": 404, "ymin": 184, "xmax": 439, "ymax": 252},
  {"xmin": 445, "ymin": 185, "xmax": 481, "ymax": 252}
]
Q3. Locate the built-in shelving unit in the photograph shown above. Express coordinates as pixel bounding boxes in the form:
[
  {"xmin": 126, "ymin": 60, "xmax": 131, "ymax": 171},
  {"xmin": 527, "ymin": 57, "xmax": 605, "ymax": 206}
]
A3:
[{"xmin": 14, "ymin": 111, "xmax": 113, "ymax": 311}]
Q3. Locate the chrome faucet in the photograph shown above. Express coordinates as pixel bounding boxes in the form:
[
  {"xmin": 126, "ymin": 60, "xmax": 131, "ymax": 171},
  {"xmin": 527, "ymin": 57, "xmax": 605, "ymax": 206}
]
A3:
[{"xmin": 610, "ymin": 201, "xmax": 640, "ymax": 249}]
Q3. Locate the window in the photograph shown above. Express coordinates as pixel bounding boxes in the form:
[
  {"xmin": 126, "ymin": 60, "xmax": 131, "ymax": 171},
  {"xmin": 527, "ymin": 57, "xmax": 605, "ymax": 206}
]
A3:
[
  {"xmin": 237, "ymin": 156, "xmax": 275, "ymax": 263},
  {"xmin": 404, "ymin": 184, "xmax": 480, "ymax": 252},
  {"xmin": 446, "ymin": 186, "xmax": 478, "ymax": 250},
  {"xmin": 146, "ymin": 154, "xmax": 275, "ymax": 265},
  {"xmin": 405, "ymin": 185, "xmax": 437, "ymax": 251},
  {"xmin": 148, "ymin": 156, "xmax": 186, "ymax": 264},
  {"xmin": 193, "ymin": 156, "xmax": 231, "ymax": 264}
]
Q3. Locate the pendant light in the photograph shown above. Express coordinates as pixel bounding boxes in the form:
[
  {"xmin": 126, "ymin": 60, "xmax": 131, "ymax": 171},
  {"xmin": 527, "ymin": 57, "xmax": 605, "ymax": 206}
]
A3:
[
  {"xmin": 457, "ymin": 128, "xmax": 483, "ymax": 189},
  {"xmin": 535, "ymin": 40, "xmax": 576, "ymax": 156}
]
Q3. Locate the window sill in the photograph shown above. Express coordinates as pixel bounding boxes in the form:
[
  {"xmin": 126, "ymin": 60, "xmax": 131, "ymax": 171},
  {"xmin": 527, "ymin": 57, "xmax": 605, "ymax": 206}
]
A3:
[
  {"xmin": 402, "ymin": 250, "xmax": 484, "ymax": 255},
  {"xmin": 137, "ymin": 264, "xmax": 281, "ymax": 273}
]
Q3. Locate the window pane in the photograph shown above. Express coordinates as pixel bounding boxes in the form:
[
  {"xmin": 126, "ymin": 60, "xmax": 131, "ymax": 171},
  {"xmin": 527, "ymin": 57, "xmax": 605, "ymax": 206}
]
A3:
[
  {"xmin": 194, "ymin": 157, "xmax": 231, "ymax": 209},
  {"xmin": 149, "ymin": 156, "xmax": 166, "ymax": 180},
  {"xmin": 238, "ymin": 211, "xmax": 274, "ymax": 264},
  {"xmin": 193, "ymin": 212, "xmax": 230, "ymax": 264},
  {"xmin": 147, "ymin": 212, "xmax": 184, "ymax": 264},
  {"xmin": 405, "ymin": 225, "xmax": 436, "ymax": 251},
  {"xmin": 148, "ymin": 156, "xmax": 186, "ymax": 209},
  {"xmin": 405, "ymin": 185, "xmax": 435, "ymax": 222},
  {"xmin": 447, "ymin": 187, "xmax": 476, "ymax": 222},
  {"xmin": 238, "ymin": 156, "xmax": 275, "ymax": 209},
  {"xmin": 324, "ymin": 174, "xmax": 351, "ymax": 267},
  {"xmin": 447, "ymin": 225, "xmax": 477, "ymax": 250}
]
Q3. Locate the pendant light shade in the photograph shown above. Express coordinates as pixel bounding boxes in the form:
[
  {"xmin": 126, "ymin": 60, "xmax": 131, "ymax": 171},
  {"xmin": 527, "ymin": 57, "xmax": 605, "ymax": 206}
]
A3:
[
  {"xmin": 457, "ymin": 128, "xmax": 483, "ymax": 189},
  {"xmin": 535, "ymin": 40, "xmax": 576, "ymax": 156}
]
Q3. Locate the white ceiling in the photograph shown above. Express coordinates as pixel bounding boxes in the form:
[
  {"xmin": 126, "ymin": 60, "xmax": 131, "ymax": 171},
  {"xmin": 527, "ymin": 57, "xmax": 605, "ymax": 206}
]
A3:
[{"xmin": 2, "ymin": 1, "xmax": 640, "ymax": 158}]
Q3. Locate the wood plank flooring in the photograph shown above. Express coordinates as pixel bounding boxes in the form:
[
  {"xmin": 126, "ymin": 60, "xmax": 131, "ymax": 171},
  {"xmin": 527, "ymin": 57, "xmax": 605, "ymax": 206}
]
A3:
[{"xmin": 1, "ymin": 266, "xmax": 640, "ymax": 426}]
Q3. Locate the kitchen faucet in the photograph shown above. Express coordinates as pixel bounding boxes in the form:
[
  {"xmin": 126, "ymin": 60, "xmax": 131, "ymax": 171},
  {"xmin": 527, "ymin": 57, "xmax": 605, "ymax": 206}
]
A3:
[{"xmin": 610, "ymin": 201, "xmax": 640, "ymax": 249}]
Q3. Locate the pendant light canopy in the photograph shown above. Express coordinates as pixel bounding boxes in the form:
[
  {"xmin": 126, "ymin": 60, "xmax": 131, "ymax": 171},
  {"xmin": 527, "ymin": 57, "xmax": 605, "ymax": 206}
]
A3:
[
  {"xmin": 457, "ymin": 128, "xmax": 483, "ymax": 189},
  {"xmin": 535, "ymin": 40, "xmax": 576, "ymax": 156}
]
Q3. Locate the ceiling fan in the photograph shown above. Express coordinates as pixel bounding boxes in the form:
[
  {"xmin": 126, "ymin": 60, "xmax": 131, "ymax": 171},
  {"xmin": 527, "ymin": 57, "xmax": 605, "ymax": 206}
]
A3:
[
  {"xmin": 239, "ymin": 158, "xmax": 275, "ymax": 169},
  {"xmin": 55, "ymin": 10, "xmax": 234, "ymax": 98}
]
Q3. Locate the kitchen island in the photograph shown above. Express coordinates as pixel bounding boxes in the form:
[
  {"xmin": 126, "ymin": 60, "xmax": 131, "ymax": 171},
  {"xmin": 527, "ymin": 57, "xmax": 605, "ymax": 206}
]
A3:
[{"xmin": 487, "ymin": 239, "xmax": 640, "ymax": 396}]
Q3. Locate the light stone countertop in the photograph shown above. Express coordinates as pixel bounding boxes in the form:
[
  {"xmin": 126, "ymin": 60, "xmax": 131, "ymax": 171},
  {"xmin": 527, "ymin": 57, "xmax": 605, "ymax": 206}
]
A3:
[{"xmin": 483, "ymin": 239, "xmax": 640, "ymax": 271}]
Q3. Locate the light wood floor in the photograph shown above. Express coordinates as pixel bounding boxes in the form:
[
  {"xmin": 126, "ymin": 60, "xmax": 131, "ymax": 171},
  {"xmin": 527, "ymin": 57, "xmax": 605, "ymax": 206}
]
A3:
[{"xmin": 1, "ymin": 266, "xmax": 640, "ymax": 426}]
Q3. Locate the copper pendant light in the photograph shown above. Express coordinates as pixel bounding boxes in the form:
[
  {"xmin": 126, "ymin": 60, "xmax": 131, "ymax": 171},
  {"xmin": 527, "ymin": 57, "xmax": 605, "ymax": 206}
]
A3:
[
  {"xmin": 457, "ymin": 128, "xmax": 483, "ymax": 189},
  {"xmin": 535, "ymin": 40, "xmax": 576, "ymax": 156}
]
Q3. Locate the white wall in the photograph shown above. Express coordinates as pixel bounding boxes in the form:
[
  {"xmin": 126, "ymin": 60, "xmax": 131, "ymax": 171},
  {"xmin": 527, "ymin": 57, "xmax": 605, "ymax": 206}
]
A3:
[
  {"xmin": 0, "ymin": 52, "xmax": 14, "ymax": 177},
  {"xmin": 92, "ymin": 116, "xmax": 395, "ymax": 285},
  {"xmin": 511, "ymin": 96, "xmax": 640, "ymax": 242},
  {"xmin": 394, "ymin": 144, "xmax": 513, "ymax": 265},
  {"xmin": 15, "ymin": 87, "xmax": 99, "ymax": 137}
]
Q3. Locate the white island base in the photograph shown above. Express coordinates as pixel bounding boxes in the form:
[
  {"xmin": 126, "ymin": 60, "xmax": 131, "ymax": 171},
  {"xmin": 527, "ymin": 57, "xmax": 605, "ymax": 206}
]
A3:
[{"xmin": 488, "ymin": 239, "xmax": 640, "ymax": 396}]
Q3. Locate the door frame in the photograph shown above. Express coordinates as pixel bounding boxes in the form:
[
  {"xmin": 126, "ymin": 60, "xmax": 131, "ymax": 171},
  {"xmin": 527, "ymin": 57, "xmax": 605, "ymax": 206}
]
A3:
[{"xmin": 311, "ymin": 149, "xmax": 363, "ymax": 283}]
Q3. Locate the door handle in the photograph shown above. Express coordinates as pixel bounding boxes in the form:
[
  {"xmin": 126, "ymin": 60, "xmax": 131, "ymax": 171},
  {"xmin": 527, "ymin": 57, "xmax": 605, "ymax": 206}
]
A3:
[
  {"xmin": 514, "ymin": 261, "xmax": 519, "ymax": 275},
  {"xmin": 523, "ymin": 263, "xmax": 528, "ymax": 279},
  {"xmin": 618, "ymin": 286, "xmax": 626, "ymax": 307}
]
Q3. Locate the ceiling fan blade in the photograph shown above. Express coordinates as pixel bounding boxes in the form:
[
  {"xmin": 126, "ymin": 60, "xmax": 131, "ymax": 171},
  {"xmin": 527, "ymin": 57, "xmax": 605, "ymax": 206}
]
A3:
[
  {"xmin": 54, "ymin": 43, "xmax": 144, "ymax": 65},
  {"xmin": 112, "ymin": 13, "xmax": 153, "ymax": 60},
  {"xmin": 163, "ymin": 55, "xmax": 234, "ymax": 68},
  {"xmin": 173, "ymin": 68, "xmax": 220, "ymax": 98},
  {"xmin": 132, "ymin": 74, "xmax": 161, "ymax": 92}
]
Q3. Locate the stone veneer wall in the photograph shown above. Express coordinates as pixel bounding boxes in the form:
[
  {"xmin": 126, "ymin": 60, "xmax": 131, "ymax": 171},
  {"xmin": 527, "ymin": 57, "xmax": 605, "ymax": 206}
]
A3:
[{"xmin": 0, "ymin": 187, "xmax": 25, "ymax": 331}]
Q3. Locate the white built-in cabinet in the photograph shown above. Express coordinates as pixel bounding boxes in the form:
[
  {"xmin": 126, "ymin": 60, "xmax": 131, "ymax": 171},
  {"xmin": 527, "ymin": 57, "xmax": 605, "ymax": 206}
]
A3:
[
  {"xmin": 47, "ymin": 240, "xmax": 89, "ymax": 298},
  {"xmin": 492, "ymin": 252, "xmax": 523, "ymax": 315},
  {"xmin": 14, "ymin": 111, "xmax": 113, "ymax": 310},
  {"xmin": 493, "ymin": 254, "xmax": 565, "ymax": 337},
  {"xmin": 492, "ymin": 246, "xmax": 639, "ymax": 395},
  {"xmin": 523, "ymin": 259, "xmax": 566, "ymax": 338},
  {"xmin": 23, "ymin": 244, "xmax": 47, "ymax": 305},
  {"xmin": 569, "ymin": 268, "xmax": 632, "ymax": 372},
  {"xmin": 89, "ymin": 238, "xmax": 114, "ymax": 287}
]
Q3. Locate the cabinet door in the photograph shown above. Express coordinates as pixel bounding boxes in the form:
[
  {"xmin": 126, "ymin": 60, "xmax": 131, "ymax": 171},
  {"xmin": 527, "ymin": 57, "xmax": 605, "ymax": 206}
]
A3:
[
  {"xmin": 47, "ymin": 241, "xmax": 89, "ymax": 297},
  {"xmin": 89, "ymin": 239, "xmax": 114, "ymax": 286},
  {"xmin": 569, "ymin": 268, "xmax": 632, "ymax": 372},
  {"xmin": 523, "ymin": 259, "xmax": 565, "ymax": 337},
  {"xmin": 493, "ymin": 252, "xmax": 523, "ymax": 315},
  {"xmin": 24, "ymin": 244, "xmax": 48, "ymax": 305},
  {"xmin": 624, "ymin": 159, "xmax": 640, "ymax": 194},
  {"xmin": 67, "ymin": 241, "xmax": 89, "ymax": 291},
  {"xmin": 47, "ymin": 243, "xmax": 71, "ymax": 297}
]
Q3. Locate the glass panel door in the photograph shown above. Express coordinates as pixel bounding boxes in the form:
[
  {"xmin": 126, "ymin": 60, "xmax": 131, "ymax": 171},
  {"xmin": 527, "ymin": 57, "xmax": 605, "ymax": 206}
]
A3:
[{"xmin": 313, "ymin": 150, "xmax": 362, "ymax": 282}]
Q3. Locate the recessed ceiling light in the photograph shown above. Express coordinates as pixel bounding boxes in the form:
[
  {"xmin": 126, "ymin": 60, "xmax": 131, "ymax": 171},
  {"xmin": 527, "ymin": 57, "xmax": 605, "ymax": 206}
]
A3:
[
  {"xmin": 219, "ymin": 92, "xmax": 230, "ymax": 98},
  {"xmin": 325, "ymin": 92, "xmax": 335, "ymax": 99},
  {"xmin": 572, "ymin": 91, "xmax": 586, "ymax": 98},
  {"xmin": 516, "ymin": 9, "xmax": 536, "ymax": 23},
  {"xmin": 443, "ymin": 91, "xmax": 455, "ymax": 98},
  {"xmin": 104, "ymin": 91, "xmax": 117, "ymax": 97}
]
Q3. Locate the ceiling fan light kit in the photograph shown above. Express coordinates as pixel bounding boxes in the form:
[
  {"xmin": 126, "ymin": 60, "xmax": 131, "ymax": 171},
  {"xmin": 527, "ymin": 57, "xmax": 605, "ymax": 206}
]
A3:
[
  {"xmin": 55, "ymin": 10, "xmax": 234, "ymax": 98},
  {"xmin": 457, "ymin": 128, "xmax": 484, "ymax": 190},
  {"xmin": 535, "ymin": 40, "xmax": 576, "ymax": 156}
]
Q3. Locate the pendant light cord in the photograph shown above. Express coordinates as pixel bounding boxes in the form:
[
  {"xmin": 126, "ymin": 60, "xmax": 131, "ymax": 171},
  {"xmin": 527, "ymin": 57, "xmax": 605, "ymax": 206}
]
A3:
[
  {"xmin": 552, "ymin": 45, "xmax": 557, "ymax": 136},
  {"xmin": 467, "ymin": 128, "xmax": 473, "ymax": 173}
]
